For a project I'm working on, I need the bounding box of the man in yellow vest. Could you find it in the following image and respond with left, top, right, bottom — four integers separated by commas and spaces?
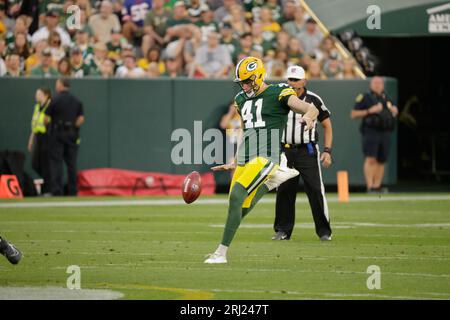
28, 87, 52, 195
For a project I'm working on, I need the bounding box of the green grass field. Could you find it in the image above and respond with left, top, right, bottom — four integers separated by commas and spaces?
1, 194, 449, 300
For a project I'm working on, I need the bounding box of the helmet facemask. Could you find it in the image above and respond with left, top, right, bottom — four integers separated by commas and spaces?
237, 74, 261, 98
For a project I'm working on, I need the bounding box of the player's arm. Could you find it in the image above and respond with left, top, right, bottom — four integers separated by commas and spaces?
320, 118, 333, 168
287, 95, 319, 130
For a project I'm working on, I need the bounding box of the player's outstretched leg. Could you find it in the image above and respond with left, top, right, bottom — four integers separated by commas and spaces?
241, 184, 269, 219
241, 166, 299, 218
0, 236, 22, 265
204, 183, 248, 264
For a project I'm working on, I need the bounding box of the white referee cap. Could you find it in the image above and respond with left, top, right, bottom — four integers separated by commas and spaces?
286, 65, 306, 80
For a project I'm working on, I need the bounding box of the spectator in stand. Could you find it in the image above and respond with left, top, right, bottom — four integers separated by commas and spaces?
315, 36, 339, 63
117, 43, 135, 68
106, 28, 124, 62
214, 0, 236, 24
223, 3, 250, 38
121, 0, 152, 44
220, 22, 239, 59
0, 2, 14, 36
70, 47, 91, 77
143, 0, 171, 54
162, 56, 183, 77
279, 0, 297, 24
57, 57, 71, 76
282, 4, 305, 38
259, 6, 281, 43
4, 15, 30, 46
4, 51, 23, 76
99, 58, 116, 78
31, 9, 71, 48
6, 32, 30, 72
322, 52, 342, 79
274, 29, 289, 52
286, 36, 304, 66
88, 0, 121, 44
164, 1, 191, 43
88, 42, 108, 75
116, 54, 145, 78
265, 0, 282, 23
190, 31, 231, 78
138, 45, 165, 74
250, 22, 274, 56
47, 31, 66, 64
181, 24, 202, 75
187, 0, 207, 23
297, 17, 323, 56
233, 31, 253, 63
164, 26, 188, 56
338, 58, 358, 79
306, 59, 326, 80
265, 50, 285, 80
25, 39, 47, 75
196, 5, 219, 42
74, 27, 94, 63
30, 47, 59, 77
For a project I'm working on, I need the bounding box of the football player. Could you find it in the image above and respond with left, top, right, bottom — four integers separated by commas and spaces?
205, 57, 319, 263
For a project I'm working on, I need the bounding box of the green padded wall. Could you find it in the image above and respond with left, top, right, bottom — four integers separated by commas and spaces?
0, 77, 397, 186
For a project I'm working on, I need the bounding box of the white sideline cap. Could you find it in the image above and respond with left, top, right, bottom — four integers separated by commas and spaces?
285, 65, 306, 80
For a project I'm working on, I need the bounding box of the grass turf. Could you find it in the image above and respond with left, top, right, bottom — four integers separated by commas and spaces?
0, 194, 449, 300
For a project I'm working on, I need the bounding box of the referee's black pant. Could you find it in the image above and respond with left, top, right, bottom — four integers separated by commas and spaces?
274, 144, 331, 239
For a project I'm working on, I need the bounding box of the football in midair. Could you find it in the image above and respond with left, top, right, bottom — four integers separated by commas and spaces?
182, 171, 202, 204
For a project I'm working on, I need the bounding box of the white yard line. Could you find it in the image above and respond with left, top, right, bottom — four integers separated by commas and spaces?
207, 288, 447, 300
0, 286, 123, 300
210, 222, 450, 229
1, 194, 450, 208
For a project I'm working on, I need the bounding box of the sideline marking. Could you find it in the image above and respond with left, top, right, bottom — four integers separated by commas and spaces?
1, 195, 450, 208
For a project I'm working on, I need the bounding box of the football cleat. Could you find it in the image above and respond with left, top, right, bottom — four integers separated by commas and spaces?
272, 231, 290, 240
265, 166, 299, 191
320, 235, 332, 241
204, 252, 227, 264
0, 237, 22, 265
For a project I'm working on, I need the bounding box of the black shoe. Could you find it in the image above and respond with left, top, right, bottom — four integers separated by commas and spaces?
272, 231, 290, 240
0, 237, 22, 265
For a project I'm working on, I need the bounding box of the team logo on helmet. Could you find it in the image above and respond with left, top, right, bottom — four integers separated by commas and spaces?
246, 61, 258, 72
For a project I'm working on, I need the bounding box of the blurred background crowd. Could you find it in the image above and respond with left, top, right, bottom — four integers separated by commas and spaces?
0, 0, 361, 79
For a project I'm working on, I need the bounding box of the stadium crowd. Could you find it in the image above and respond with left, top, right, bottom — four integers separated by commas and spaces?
0, 0, 359, 79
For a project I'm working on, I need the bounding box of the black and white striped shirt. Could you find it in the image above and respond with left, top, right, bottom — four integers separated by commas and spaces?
282, 88, 330, 145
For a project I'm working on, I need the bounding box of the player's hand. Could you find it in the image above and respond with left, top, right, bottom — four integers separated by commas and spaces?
369, 103, 383, 114
211, 163, 236, 171
320, 152, 332, 168
300, 116, 313, 130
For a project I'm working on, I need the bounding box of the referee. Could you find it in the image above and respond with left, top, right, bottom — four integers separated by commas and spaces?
273, 66, 333, 241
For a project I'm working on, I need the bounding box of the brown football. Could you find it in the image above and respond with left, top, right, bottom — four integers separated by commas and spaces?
182, 171, 202, 204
